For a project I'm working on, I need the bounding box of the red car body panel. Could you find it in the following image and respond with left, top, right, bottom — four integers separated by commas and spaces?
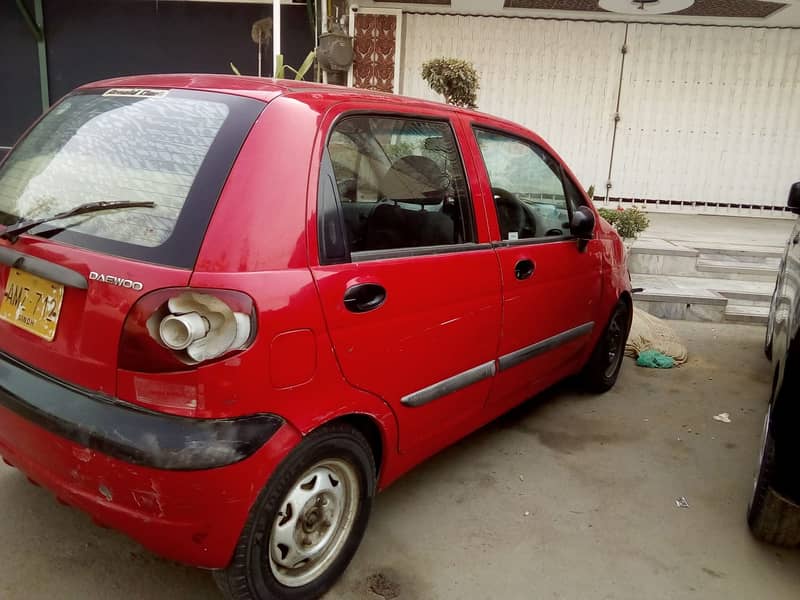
0, 75, 630, 569
0, 238, 192, 393
456, 114, 606, 411
0, 403, 302, 568
309, 100, 503, 455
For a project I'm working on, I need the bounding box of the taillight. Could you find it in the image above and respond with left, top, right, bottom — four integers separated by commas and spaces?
119, 288, 256, 373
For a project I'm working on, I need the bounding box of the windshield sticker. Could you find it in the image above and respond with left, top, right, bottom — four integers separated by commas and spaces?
103, 88, 168, 98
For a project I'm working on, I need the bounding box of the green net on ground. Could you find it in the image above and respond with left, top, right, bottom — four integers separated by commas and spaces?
636, 350, 676, 369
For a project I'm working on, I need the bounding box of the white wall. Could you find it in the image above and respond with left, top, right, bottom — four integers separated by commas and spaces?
402, 14, 626, 194
613, 24, 800, 208
401, 14, 800, 210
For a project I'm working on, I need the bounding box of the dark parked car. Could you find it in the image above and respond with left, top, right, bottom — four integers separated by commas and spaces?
750, 181, 800, 545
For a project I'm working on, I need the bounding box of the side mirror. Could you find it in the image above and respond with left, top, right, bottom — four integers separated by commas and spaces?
789, 182, 800, 214
571, 206, 596, 240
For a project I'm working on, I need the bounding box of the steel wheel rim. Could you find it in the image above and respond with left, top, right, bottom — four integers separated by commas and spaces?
604, 309, 626, 378
268, 458, 360, 588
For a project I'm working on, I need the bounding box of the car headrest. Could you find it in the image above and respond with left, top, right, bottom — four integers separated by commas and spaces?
379, 155, 448, 205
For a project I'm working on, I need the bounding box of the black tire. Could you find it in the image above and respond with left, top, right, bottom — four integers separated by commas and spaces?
582, 300, 631, 393
747, 402, 800, 546
215, 423, 376, 600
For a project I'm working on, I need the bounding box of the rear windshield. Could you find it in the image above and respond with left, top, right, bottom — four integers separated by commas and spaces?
0, 88, 265, 268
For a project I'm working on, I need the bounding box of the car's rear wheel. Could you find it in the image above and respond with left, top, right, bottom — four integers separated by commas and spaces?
582, 299, 631, 393
747, 401, 800, 546
215, 423, 375, 600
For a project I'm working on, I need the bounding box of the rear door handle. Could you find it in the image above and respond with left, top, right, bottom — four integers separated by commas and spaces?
344, 283, 387, 313
514, 259, 535, 280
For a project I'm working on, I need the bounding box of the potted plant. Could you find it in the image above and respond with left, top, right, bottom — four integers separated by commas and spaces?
597, 206, 650, 248
421, 58, 480, 108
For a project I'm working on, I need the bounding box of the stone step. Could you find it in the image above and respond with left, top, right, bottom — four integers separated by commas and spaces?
632, 274, 774, 297
633, 289, 727, 322
687, 243, 784, 260
717, 289, 773, 307
724, 304, 769, 325
695, 258, 779, 281
631, 273, 774, 323
698, 252, 781, 267
629, 239, 783, 280
628, 240, 700, 277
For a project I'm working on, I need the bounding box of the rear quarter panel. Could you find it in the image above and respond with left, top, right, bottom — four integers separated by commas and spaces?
193, 95, 401, 487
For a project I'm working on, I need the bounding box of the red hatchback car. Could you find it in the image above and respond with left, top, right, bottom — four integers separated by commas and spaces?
0, 75, 631, 599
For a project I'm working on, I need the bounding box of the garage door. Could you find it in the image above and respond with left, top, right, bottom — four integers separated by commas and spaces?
612, 24, 800, 211
402, 13, 626, 195
400, 14, 800, 214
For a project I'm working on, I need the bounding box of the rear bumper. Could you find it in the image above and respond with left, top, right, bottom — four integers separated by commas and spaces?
0, 351, 284, 470
0, 352, 303, 567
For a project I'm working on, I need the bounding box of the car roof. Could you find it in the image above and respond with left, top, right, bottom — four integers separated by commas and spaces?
81, 73, 522, 130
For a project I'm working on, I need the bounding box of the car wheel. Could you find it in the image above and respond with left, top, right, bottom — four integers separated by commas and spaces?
582, 300, 631, 393
747, 402, 800, 546
215, 423, 376, 600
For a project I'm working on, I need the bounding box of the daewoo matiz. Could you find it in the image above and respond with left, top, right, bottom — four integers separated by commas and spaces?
0, 75, 631, 600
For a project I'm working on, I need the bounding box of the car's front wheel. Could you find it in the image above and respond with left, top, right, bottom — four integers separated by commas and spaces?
215, 423, 376, 600
582, 299, 631, 393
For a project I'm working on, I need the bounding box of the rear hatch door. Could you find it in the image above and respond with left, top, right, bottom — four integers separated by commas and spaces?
0, 239, 190, 393
0, 86, 265, 393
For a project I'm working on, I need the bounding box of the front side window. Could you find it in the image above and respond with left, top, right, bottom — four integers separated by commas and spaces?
326, 116, 475, 254
474, 128, 571, 242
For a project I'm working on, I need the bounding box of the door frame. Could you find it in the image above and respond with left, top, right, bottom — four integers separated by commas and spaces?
306, 101, 504, 454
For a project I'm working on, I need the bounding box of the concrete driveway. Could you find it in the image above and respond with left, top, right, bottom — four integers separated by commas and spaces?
2, 321, 799, 599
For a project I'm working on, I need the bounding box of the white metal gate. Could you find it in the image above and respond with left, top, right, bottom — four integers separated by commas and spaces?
402, 14, 626, 198
612, 24, 800, 212
400, 14, 800, 214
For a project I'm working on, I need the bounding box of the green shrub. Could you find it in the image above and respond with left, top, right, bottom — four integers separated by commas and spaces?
597, 207, 650, 240
421, 58, 480, 109
597, 207, 618, 224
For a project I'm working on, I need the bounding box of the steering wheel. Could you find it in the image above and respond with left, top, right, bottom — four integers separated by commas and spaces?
491, 187, 537, 240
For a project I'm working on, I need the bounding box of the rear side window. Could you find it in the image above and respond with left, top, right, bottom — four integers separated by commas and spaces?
326, 115, 475, 256
0, 89, 265, 268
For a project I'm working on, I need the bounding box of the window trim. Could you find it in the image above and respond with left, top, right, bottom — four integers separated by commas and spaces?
492, 236, 573, 249
472, 124, 577, 246
318, 111, 479, 265
318, 150, 349, 264
352, 242, 493, 263
559, 167, 589, 213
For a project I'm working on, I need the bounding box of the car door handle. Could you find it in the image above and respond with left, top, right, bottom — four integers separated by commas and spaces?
514, 259, 535, 280
344, 283, 387, 313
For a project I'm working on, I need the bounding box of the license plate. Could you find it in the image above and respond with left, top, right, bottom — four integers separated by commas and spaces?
0, 269, 65, 341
